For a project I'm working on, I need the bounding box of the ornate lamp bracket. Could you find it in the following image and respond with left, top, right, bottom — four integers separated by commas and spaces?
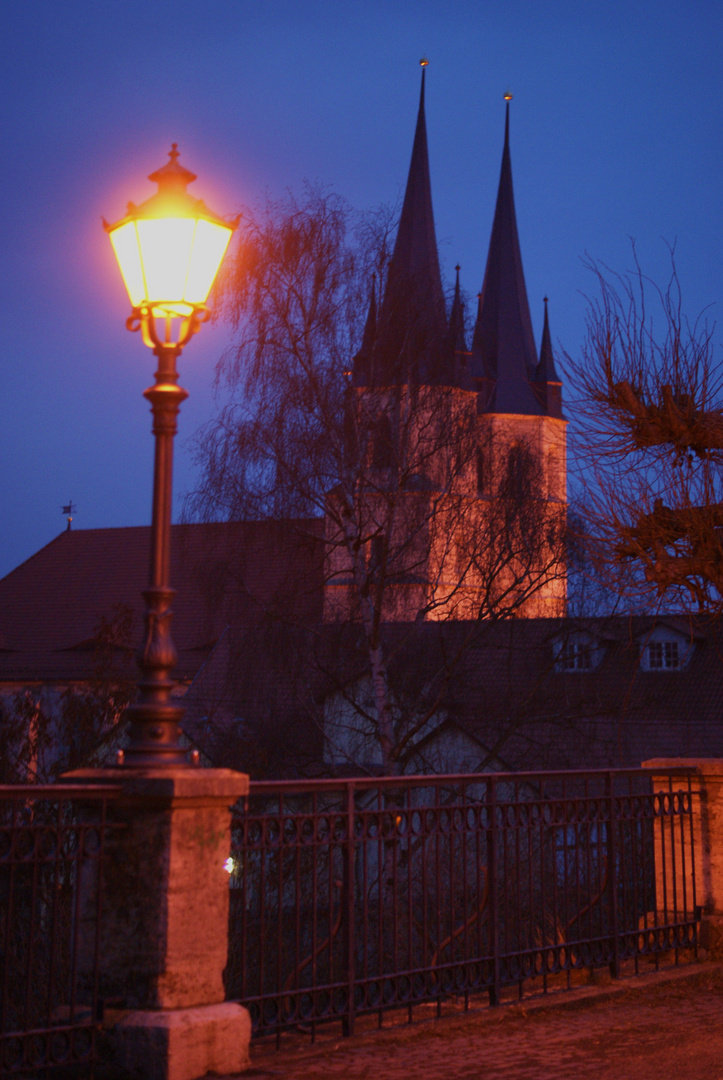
126, 303, 212, 353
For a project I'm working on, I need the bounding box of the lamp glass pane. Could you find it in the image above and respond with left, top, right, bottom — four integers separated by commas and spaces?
109, 221, 145, 307
184, 219, 233, 303
135, 217, 196, 303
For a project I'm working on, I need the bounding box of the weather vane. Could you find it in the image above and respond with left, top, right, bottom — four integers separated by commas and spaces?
61, 500, 77, 531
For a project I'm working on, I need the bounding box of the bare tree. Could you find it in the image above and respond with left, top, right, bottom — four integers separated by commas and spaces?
564, 248, 723, 611
0, 605, 136, 783
188, 187, 567, 775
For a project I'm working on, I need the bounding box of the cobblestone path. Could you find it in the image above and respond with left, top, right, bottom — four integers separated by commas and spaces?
236, 964, 723, 1080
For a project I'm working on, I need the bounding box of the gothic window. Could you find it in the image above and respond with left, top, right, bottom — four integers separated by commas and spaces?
454, 538, 468, 577
372, 413, 394, 469
547, 448, 562, 501
369, 535, 384, 572
505, 442, 535, 499
476, 447, 487, 496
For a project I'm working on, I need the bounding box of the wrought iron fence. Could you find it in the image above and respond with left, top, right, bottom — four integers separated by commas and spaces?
0, 784, 121, 1078
228, 768, 699, 1039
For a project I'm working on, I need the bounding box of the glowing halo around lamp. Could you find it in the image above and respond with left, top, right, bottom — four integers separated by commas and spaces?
104, 144, 236, 344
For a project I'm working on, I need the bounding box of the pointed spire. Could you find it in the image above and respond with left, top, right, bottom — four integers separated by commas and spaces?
373, 60, 447, 385
536, 297, 563, 418
471, 95, 542, 415
448, 265, 467, 353
352, 278, 377, 386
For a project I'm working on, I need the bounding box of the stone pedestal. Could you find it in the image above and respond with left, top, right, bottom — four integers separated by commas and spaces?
65, 767, 250, 1080
643, 759, 723, 959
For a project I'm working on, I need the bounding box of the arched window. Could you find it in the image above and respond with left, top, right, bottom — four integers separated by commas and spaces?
476, 446, 487, 496
369, 535, 384, 573
505, 441, 535, 500
548, 448, 562, 501
475, 444, 488, 494
372, 413, 394, 469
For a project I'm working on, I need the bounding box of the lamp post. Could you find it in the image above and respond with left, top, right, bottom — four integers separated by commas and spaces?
105, 145, 236, 767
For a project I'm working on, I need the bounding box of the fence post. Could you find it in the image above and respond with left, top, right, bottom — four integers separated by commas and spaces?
66, 766, 251, 1080
486, 777, 500, 1006
605, 772, 620, 978
341, 781, 356, 1037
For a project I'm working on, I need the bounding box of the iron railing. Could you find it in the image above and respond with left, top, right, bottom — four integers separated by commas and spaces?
0, 784, 121, 1078
228, 768, 699, 1039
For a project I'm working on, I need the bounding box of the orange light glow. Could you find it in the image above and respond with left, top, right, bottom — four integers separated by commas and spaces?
105, 145, 235, 319
109, 215, 232, 317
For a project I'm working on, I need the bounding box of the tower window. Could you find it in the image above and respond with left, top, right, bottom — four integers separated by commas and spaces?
505, 442, 535, 499
548, 448, 562, 501
369, 535, 384, 572
372, 414, 394, 469
476, 447, 487, 495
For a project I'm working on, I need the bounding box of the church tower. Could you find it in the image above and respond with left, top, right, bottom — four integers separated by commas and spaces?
468, 95, 567, 617
323, 72, 566, 623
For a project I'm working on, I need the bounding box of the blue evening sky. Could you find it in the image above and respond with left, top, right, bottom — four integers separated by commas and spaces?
0, 0, 721, 578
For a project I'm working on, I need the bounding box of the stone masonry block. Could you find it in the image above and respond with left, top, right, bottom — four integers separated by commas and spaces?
101, 1001, 251, 1080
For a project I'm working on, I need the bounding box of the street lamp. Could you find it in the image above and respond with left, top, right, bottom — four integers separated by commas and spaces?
105, 145, 236, 766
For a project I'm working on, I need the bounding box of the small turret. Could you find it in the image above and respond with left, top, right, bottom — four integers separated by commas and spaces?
352, 278, 377, 386
535, 297, 563, 418
447, 264, 471, 388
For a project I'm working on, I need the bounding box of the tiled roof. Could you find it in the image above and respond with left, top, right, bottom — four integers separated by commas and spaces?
3, 524, 720, 776
315, 615, 723, 773
0, 520, 324, 685
401, 615, 723, 769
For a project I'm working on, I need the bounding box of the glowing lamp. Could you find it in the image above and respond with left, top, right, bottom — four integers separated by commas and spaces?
104, 144, 235, 333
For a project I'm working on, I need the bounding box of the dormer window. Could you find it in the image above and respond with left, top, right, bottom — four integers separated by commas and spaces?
647, 640, 679, 670
561, 639, 592, 671
639, 626, 694, 671
554, 630, 602, 672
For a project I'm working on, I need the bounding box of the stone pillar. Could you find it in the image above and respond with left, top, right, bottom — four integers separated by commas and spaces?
643, 759, 723, 959
66, 766, 251, 1080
